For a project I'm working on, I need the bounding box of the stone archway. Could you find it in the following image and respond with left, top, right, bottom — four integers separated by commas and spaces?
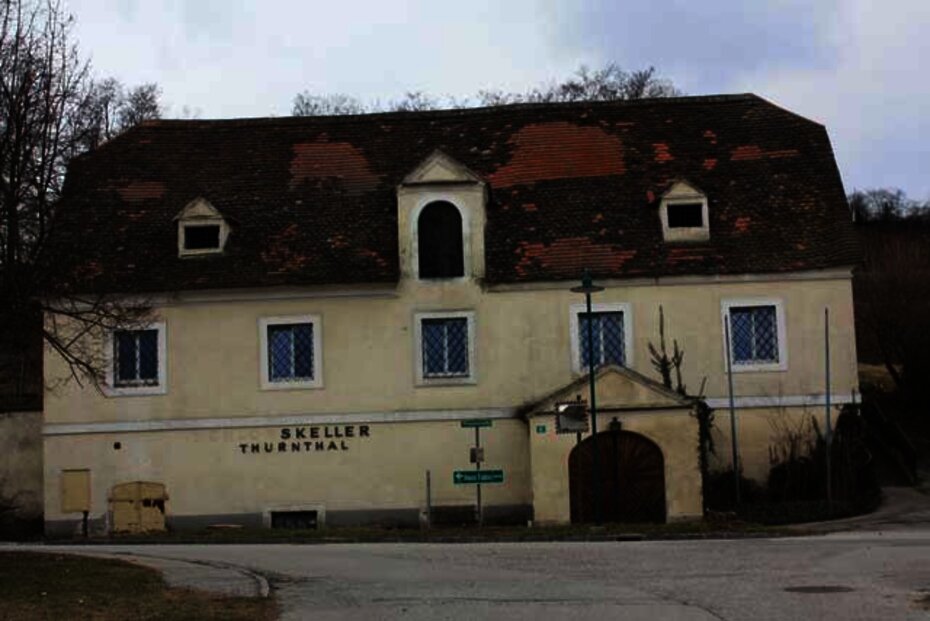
569, 430, 666, 524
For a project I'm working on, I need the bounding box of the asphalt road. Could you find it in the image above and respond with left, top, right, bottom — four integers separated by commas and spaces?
33, 530, 930, 620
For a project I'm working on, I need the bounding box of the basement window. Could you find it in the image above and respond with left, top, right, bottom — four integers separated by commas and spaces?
271, 510, 318, 530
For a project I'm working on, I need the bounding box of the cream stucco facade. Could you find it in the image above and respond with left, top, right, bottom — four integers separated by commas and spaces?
42, 156, 859, 534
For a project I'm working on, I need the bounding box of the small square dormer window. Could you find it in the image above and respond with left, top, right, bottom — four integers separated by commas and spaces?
182, 224, 221, 251
175, 197, 230, 257
660, 181, 709, 242
667, 203, 704, 229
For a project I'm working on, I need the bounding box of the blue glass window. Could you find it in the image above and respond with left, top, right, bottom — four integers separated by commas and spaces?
268, 323, 314, 382
422, 318, 469, 378
113, 329, 159, 386
579, 311, 625, 369
729, 306, 779, 364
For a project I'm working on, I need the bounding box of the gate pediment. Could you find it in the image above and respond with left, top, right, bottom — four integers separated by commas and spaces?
522, 365, 694, 417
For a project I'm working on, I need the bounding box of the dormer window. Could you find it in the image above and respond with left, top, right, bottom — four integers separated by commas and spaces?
660, 181, 709, 242
182, 224, 221, 251
417, 201, 465, 279
175, 197, 230, 257
667, 203, 704, 229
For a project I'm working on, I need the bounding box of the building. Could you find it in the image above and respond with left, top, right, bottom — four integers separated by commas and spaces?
0, 307, 43, 538
42, 94, 859, 534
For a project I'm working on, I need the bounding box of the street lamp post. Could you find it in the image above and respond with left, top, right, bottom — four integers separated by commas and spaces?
571, 269, 605, 524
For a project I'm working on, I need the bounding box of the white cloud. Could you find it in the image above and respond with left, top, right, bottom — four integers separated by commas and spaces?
731, 0, 930, 198
69, 0, 578, 117
66, 0, 930, 198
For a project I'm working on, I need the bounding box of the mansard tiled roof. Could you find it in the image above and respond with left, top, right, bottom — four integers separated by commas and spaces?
47, 94, 859, 294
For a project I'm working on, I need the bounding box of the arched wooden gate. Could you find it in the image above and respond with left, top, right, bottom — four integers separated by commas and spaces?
569, 430, 666, 524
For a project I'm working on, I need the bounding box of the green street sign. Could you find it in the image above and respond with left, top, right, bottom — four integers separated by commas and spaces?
460, 419, 493, 428
453, 470, 504, 485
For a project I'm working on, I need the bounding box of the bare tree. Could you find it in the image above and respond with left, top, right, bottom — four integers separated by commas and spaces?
0, 0, 154, 396
82, 79, 162, 149
118, 82, 161, 129
848, 188, 928, 223
479, 64, 681, 106
647, 305, 686, 395
293, 63, 681, 116
854, 223, 930, 403
849, 187, 930, 407
292, 92, 367, 116
388, 91, 438, 112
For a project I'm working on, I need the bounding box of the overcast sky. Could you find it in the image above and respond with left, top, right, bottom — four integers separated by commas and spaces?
70, 0, 929, 200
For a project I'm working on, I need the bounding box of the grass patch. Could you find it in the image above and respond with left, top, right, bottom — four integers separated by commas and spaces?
0, 552, 277, 621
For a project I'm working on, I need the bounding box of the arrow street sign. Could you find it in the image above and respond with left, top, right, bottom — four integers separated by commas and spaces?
453, 470, 504, 485
460, 419, 493, 428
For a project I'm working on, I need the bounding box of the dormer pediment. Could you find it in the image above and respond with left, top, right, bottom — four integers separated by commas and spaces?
523, 365, 694, 418
174, 197, 224, 221
661, 179, 705, 201
402, 150, 483, 186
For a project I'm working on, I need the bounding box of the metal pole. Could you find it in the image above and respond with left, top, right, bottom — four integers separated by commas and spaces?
475, 427, 483, 526
724, 318, 741, 505
825, 307, 833, 507
425, 470, 432, 529
586, 289, 602, 524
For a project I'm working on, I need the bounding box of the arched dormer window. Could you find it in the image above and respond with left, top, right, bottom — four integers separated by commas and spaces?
417, 201, 465, 279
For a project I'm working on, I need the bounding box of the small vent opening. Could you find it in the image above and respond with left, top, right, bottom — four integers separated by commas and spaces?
271, 510, 318, 530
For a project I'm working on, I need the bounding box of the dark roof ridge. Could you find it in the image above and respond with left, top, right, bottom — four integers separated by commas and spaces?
134, 92, 763, 129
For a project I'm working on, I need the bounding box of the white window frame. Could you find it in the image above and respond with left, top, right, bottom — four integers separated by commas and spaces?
259, 315, 324, 390
179, 220, 229, 256
414, 310, 477, 386
569, 303, 633, 374
410, 194, 471, 281
721, 298, 788, 373
660, 188, 710, 243
104, 321, 168, 397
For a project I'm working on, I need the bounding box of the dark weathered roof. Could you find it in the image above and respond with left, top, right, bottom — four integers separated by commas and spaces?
47, 94, 858, 294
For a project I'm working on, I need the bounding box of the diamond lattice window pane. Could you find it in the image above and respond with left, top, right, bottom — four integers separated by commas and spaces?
445, 319, 468, 374
268, 323, 315, 382
293, 324, 314, 379
730, 306, 778, 364
115, 332, 137, 382
138, 330, 158, 380
579, 311, 625, 369
600, 312, 625, 366
422, 318, 469, 378
114, 329, 159, 386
